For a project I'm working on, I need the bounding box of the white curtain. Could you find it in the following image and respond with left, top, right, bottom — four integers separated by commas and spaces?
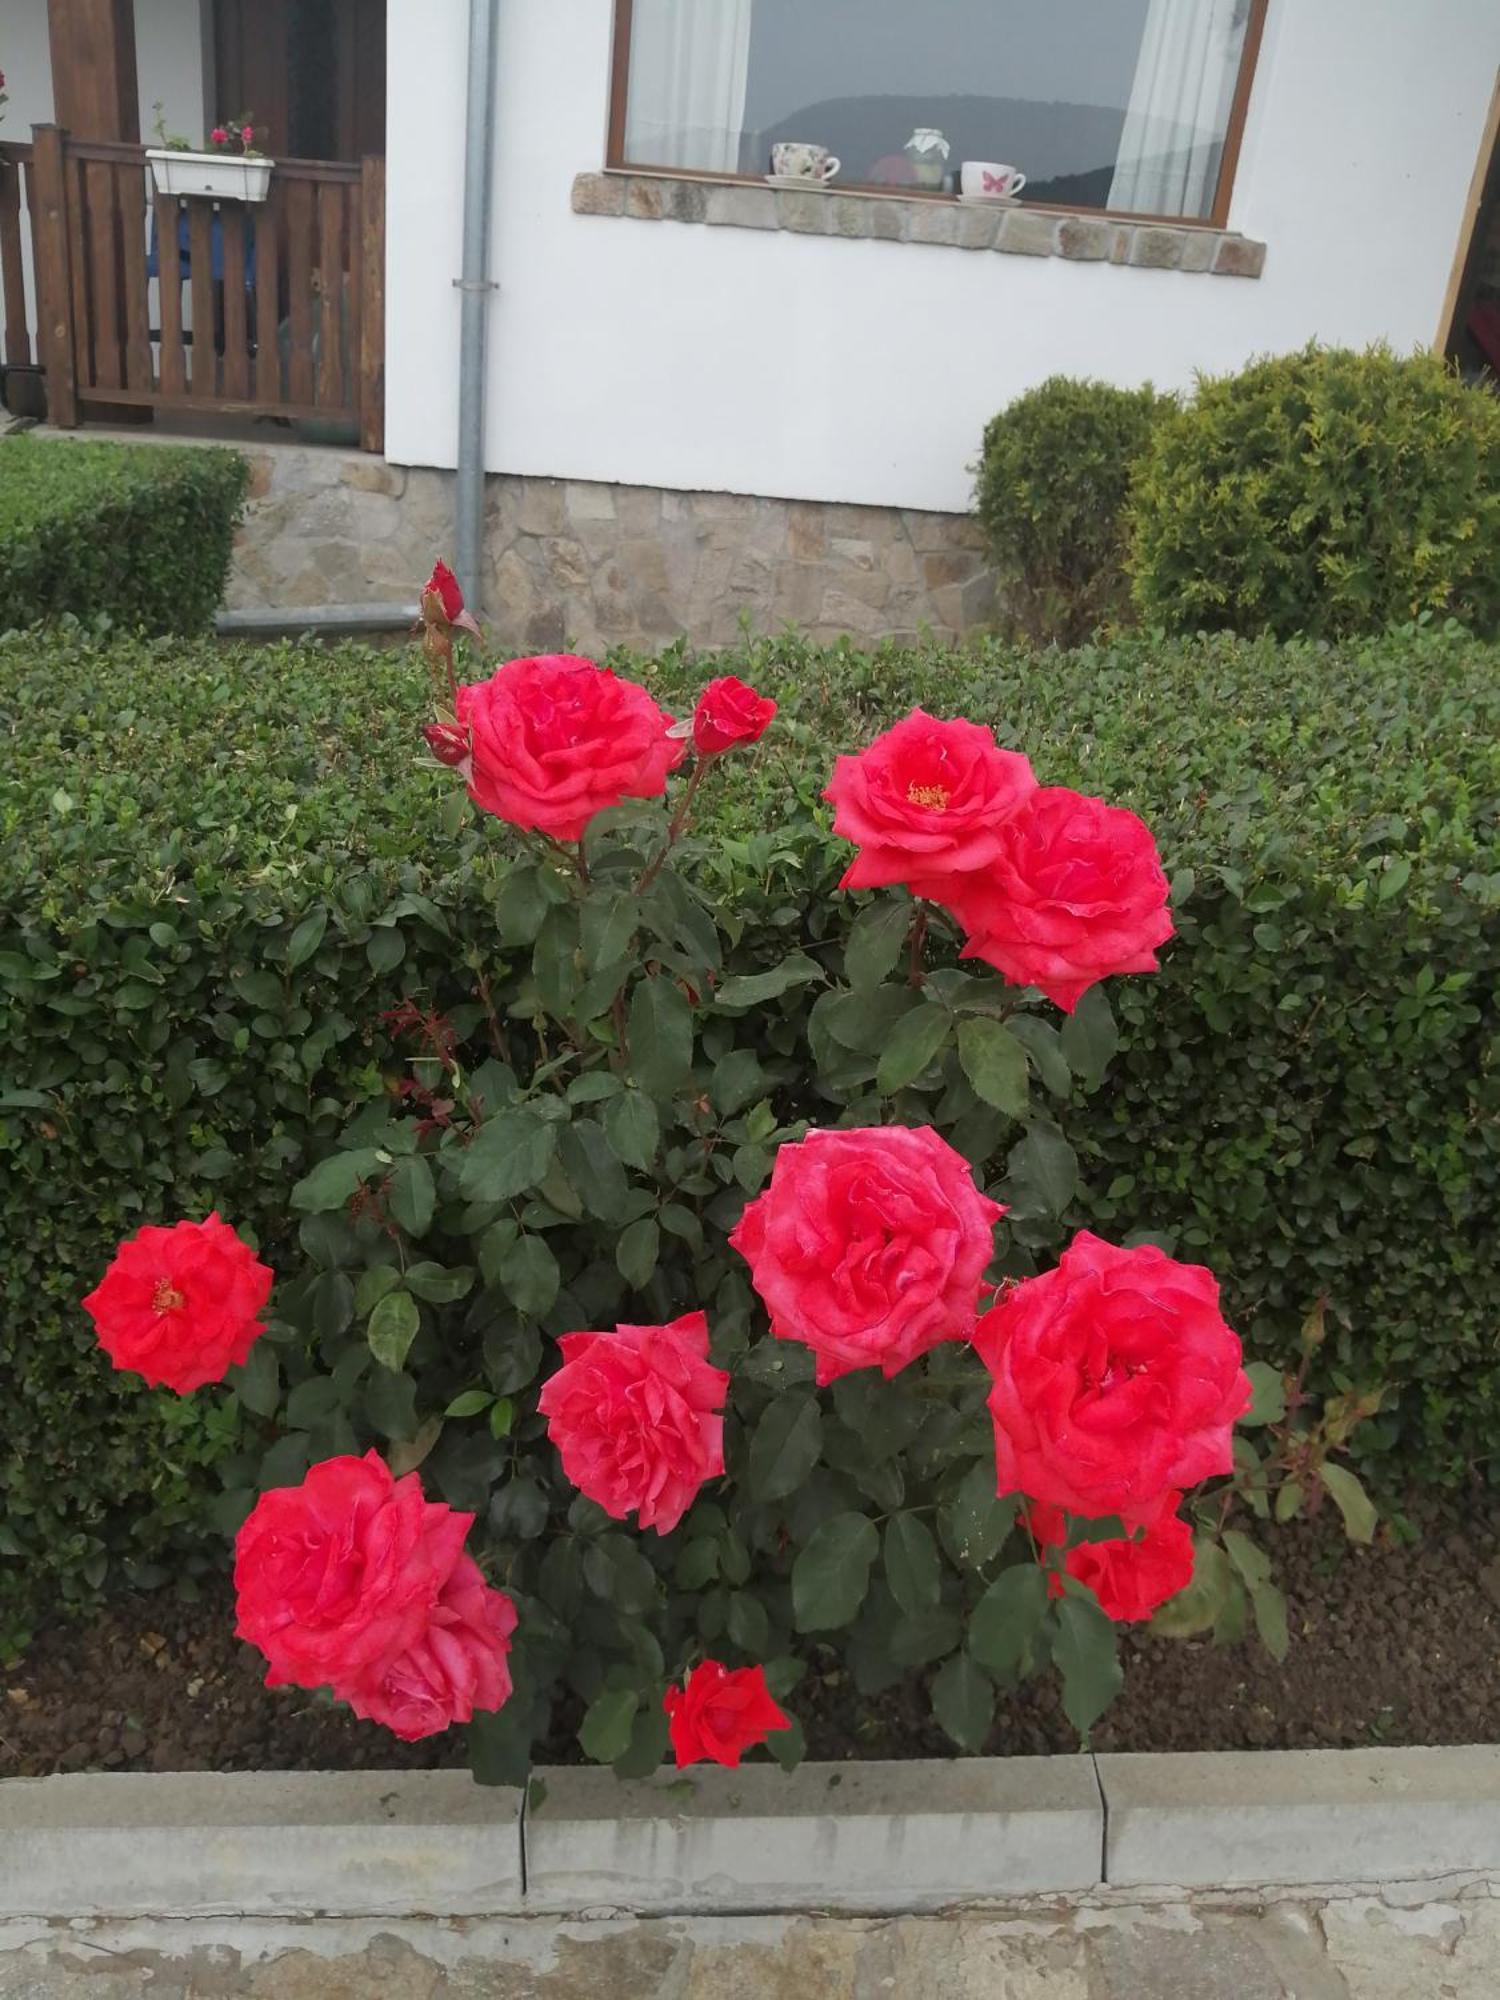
624, 0, 755, 174
1108, 0, 1247, 218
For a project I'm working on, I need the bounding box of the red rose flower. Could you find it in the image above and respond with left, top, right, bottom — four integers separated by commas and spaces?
455, 655, 685, 842
692, 675, 777, 757
344, 1555, 517, 1741
421, 558, 482, 641
663, 1660, 791, 1768
82, 1213, 273, 1395
939, 786, 1173, 1013
730, 1126, 1005, 1385
234, 1451, 472, 1693
1026, 1493, 1196, 1623
538, 1311, 728, 1535
824, 709, 1035, 895
976, 1231, 1250, 1524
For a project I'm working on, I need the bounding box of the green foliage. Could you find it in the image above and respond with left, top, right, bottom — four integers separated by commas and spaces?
1128, 344, 1500, 640
0, 434, 248, 637
2, 618, 1496, 1664
975, 375, 1168, 645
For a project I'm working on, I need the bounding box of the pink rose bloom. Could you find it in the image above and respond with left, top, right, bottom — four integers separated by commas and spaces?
456, 655, 684, 841
730, 1125, 1005, 1384
345, 1556, 517, 1741
976, 1232, 1251, 1524
234, 1452, 471, 1693
538, 1311, 728, 1534
240, 125, 254, 145
824, 709, 1035, 897
210, 126, 229, 145
664, 1660, 791, 1768
940, 785, 1173, 1013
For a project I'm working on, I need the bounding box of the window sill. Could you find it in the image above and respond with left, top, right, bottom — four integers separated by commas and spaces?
572, 171, 1266, 279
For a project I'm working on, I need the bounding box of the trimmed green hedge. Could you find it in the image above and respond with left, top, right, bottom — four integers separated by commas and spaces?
2, 622, 1497, 1649
0, 435, 248, 636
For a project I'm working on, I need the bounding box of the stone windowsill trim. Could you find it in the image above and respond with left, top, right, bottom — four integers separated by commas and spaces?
573, 171, 1267, 278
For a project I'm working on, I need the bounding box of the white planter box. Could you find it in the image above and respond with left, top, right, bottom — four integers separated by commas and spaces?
146, 149, 273, 203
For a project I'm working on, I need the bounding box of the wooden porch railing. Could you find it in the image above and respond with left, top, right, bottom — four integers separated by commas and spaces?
25, 128, 384, 451
0, 141, 37, 374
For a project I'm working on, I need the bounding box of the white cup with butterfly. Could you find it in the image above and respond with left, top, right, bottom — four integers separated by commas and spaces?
961, 161, 1028, 201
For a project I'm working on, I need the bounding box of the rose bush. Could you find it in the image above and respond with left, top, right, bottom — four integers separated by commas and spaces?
80, 577, 1382, 1777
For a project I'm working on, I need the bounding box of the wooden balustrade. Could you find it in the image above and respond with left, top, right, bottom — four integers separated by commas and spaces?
20, 128, 384, 448
0, 142, 37, 373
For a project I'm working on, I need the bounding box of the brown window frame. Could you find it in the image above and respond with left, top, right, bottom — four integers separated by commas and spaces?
606, 0, 1269, 232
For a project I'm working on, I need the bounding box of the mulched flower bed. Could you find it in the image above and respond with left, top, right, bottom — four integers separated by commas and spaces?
5, 1499, 1498, 1780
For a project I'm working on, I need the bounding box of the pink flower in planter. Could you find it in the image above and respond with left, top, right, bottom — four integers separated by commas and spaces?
210, 126, 229, 146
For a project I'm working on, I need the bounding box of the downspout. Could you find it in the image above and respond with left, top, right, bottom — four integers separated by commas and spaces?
455, 0, 501, 614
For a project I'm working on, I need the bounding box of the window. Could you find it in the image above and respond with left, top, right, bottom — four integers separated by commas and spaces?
609, 0, 1267, 224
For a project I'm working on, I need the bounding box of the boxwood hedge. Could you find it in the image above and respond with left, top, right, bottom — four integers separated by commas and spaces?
0, 434, 248, 637
1, 620, 1496, 1650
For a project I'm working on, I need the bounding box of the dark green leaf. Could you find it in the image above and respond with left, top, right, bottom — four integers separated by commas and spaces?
1319, 1462, 1378, 1544
844, 901, 911, 989
746, 1394, 822, 1503
714, 953, 823, 1009
792, 1512, 879, 1632
630, 975, 693, 1097
579, 1688, 639, 1764
710, 1048, 766, 1116
557, 1118, 632, 1225
727, 1590, 771, 1656
1051, 1592, 1123, 1736
387, 1156, 436, 1237
876, 1002, 951, 1094
1151, 1535, 1233, 1639
1060, 985, 1119, 1090
969, 1564, 1050, 1678
605, 1089, 660, 1171
883, 1512, 942, 1617
445, 1389, 493, 1418
1010, 1123, 1078, 1216
489, 1476, 549, 1540
458, 1111, 557, 1204
286, 907, 328, 968
612, 1700, 671, 1779
355, 1264, 402, 1316
360, 1368, 418, 1448
957, 1016, 1030, 1117
931, 1652, 994, 1753
495, 1234, 560, 1318
366, 927, 406, 974
616, 1217, 660, 1291
367, 1288, 420, 1371
290, 1148, 382, 1213
496, 862, 550, 945
583, 1535, 660, 1615
285, 1375, 342, 1428
1250, 1581, 1290, 1662
258, 1431, 311, 1490
234, 1342, 281, 1418
312, 1270, 355, 1340
1242, 1361, 1287, 1427
939, 1467, 1017, 1570
406, 1262, 475, 1305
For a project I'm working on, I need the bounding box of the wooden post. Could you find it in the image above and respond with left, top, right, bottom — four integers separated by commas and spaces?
28, 125, 79, 427
46, 0, 140, 144
358, 155, 385, 454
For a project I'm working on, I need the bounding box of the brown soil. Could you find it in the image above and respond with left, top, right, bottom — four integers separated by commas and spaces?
4, 1501, 1499, 1779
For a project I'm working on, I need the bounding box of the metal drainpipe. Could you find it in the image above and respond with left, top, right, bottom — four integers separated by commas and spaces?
455, 0, 501, 615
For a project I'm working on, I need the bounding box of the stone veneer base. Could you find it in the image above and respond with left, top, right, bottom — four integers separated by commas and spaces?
220, 441, 998, 652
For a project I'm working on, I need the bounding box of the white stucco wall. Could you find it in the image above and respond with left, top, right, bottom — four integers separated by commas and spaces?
383, 0, 1500, 509
4, 0, 205, 144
